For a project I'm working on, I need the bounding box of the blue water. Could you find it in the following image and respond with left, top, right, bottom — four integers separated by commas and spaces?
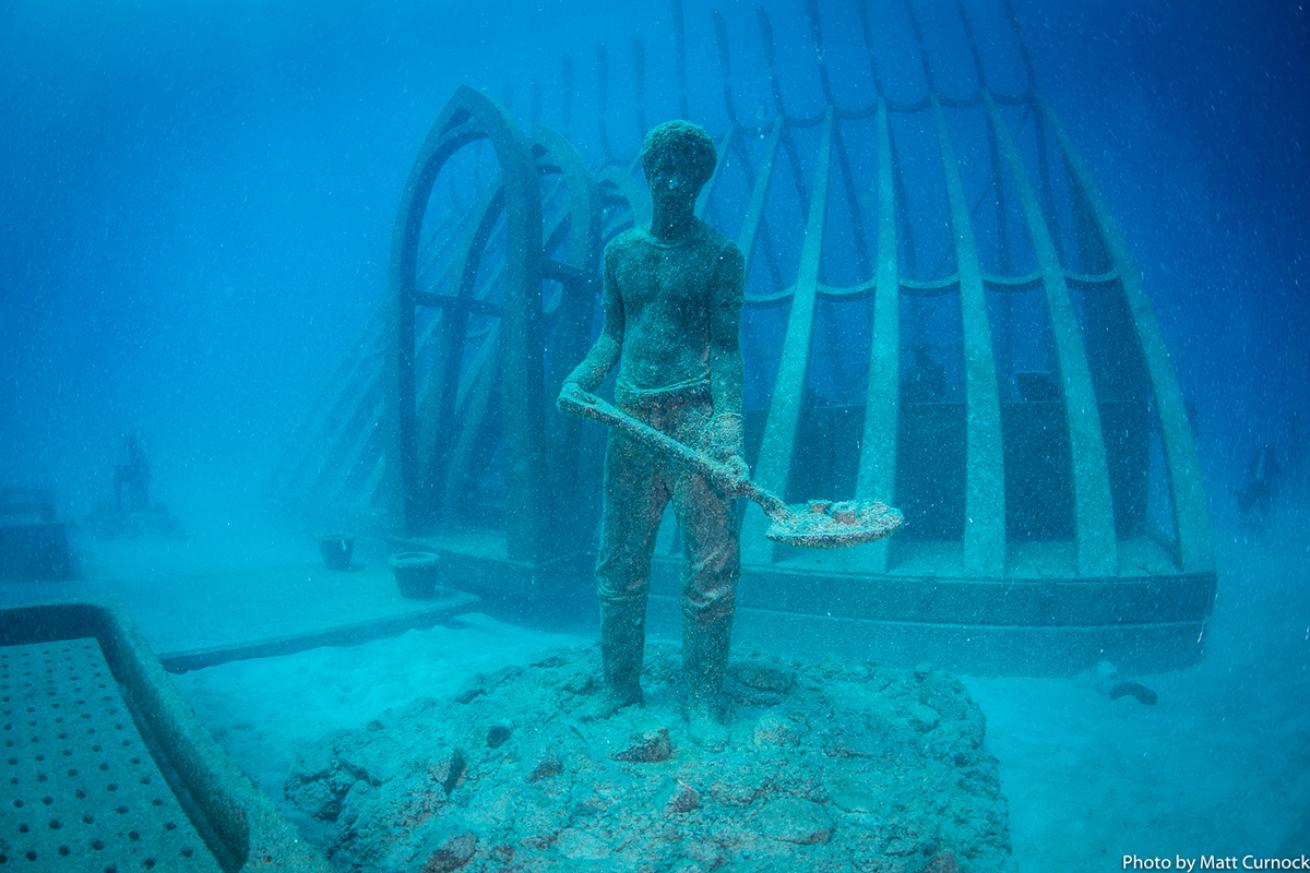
2, 0, 1306, 503
2, 0, 1307, 868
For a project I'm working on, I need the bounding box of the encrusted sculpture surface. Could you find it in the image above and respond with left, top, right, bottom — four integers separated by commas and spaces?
561, 118, 747, 724
285, 645, 1011, 872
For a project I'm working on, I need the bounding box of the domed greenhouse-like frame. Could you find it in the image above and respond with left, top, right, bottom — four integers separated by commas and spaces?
273, 0, 1214, 675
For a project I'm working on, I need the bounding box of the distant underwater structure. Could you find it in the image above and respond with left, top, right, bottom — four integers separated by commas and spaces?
272, 0, 1215, 674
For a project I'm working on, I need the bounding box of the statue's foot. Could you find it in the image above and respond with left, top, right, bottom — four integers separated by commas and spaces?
578, 685, 643, 722
685, 697, 731, 750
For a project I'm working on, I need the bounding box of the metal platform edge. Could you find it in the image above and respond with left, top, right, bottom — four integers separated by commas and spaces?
649, 594, 1207, 677
399, 534, 1213, 676
0, 599, 332, 873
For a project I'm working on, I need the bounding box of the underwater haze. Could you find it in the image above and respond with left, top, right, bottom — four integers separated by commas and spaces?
2, 0, 1307, 511
1, 0, 1308, 869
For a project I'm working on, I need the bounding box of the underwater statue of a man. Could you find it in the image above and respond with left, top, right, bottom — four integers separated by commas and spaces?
114, 433, 151, 513
559, 120, 746, 734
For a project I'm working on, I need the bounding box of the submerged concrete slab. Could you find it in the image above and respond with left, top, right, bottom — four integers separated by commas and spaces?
2, 638, 226, 872
0, 602, 331, 872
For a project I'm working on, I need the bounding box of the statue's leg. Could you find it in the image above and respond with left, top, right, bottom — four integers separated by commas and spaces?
592, 428, 669, 714
671, 406, 741, 724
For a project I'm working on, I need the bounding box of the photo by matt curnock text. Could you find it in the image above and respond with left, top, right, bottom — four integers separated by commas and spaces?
1123, 855, 1310, 871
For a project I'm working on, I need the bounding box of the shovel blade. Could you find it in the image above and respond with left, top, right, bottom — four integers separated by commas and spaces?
765, 500, 904, 548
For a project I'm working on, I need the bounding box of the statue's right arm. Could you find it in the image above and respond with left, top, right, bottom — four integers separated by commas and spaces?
563, 249, 623, 392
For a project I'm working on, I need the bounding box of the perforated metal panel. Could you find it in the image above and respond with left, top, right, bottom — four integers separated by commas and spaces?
0, 638, 223, 871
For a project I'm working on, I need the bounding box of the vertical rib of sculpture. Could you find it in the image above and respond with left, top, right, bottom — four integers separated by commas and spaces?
856, 97, 901, 575
949, 2, 1118, 576
901, 0, 1007, 577
742, 110, 833, 564
1048, 108, 1214, 573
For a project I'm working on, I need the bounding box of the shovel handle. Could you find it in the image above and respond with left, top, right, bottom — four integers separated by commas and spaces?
557, 388, 790, 520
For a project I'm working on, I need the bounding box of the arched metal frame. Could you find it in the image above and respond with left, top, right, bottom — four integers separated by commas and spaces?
386, 86, 602, 563
389, 86, 546, 561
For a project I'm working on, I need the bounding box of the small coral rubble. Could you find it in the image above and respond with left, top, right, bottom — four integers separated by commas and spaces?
284, 645, 1011, 872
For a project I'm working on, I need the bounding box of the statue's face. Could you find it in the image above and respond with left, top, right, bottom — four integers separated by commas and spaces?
645, 151, 700, 211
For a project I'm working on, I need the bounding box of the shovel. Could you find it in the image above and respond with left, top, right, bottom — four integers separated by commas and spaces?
558, 388, 903, 548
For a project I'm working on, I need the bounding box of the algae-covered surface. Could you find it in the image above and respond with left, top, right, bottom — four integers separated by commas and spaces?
284, 645, 1010, 872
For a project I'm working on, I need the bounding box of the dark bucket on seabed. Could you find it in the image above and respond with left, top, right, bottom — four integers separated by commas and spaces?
318, 535, 355, 571
389, 551, 440, 598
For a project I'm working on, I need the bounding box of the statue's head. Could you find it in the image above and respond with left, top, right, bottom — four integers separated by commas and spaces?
640, 120, 716, 203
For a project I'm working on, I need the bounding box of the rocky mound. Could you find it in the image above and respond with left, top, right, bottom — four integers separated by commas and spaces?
284, 645, 1011, 872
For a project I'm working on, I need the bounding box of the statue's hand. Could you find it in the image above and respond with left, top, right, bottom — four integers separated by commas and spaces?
557, 380, 589, 413
705, 453, 750, 497
703, 412, 749, 491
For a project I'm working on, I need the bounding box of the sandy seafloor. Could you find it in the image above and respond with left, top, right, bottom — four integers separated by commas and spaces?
156, 496, 1308, 872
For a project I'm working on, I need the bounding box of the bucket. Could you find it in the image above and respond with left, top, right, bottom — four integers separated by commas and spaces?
318, 535, 355, 571
389, 551, 440, 599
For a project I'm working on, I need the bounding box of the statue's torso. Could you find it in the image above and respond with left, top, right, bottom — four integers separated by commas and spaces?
609, 223, 729, 396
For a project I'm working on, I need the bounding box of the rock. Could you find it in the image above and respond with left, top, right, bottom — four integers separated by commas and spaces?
339, 779, 373, 823
907, 703, 941, 733
284, 742, 350, 821
665, 780, 701, 814
336, 732, 410, 786
453, 686, 483, 704
611, 727, 673, 763
487, 665, 525, 686
524, 748, 562, 783
758, 797, 833, 845
485, 721, 512, 748
429, 749, 466, 795
284, 773, 346, 822
420, 833, 476, 872
729, 663, 795, 694
562, 672, 595, 695
819, 714, 883, 759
